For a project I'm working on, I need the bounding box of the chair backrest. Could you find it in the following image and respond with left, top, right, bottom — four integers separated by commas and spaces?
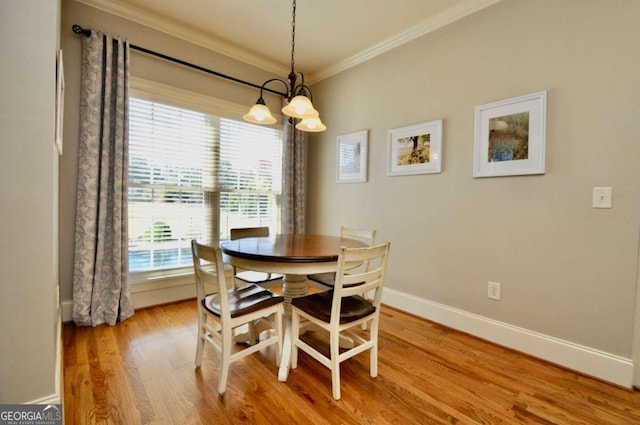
230, 226, 270, 240
340, 226, 376, 246
331, 242, 390, 323
340, 226, 377, 274
191, 240, 232, 319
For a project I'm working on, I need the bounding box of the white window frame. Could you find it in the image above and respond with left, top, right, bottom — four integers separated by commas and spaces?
128, 77, 283, 290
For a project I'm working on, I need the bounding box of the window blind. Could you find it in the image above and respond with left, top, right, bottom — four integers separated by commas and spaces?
128, 97, 282, 275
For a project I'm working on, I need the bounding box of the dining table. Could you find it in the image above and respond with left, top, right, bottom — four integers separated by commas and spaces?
219, 233, 367, 381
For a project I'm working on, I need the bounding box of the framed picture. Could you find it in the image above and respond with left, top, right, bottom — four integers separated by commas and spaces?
55, 49, 65, 156
387, 120, 442, 176
337, 129, 368, 183
473, 91, 547, 177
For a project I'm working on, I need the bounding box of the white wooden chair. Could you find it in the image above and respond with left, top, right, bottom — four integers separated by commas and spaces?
191, 240, 284, 395
290, 241, 390, 400
307, 226, 377, 330
230, 227, 283, 286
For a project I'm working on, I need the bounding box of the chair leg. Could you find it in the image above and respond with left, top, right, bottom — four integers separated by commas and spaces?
275, 307, 283, 366
370, 319, 379, 378
218, 326, 233, 395
370, 345, 378, 378
330, 330, 341, 400
290, 310, 300, 369
195, 316, 205, 367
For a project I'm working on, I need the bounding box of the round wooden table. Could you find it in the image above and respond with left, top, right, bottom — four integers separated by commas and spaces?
220, 234, 367, 381
221, 233, 367, 294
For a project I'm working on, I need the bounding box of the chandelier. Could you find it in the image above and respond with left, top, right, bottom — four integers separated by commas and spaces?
243, 0, 326, 132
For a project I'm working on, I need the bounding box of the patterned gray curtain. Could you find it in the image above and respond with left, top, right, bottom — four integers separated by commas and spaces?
281, 118, 307, 234
72, 31, 134, 326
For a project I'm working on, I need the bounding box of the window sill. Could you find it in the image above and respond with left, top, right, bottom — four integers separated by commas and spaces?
129, 264, 234, 295
130, 271, 194, 294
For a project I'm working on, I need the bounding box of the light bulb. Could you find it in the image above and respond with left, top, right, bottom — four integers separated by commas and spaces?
296, 117, 327, 132
282, 95, 319, 119
254, 109, 266, 121
243, 104, 276, 125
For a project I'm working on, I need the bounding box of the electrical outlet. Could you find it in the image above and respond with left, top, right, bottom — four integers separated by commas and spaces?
488, 281, 502, 300
592, 187, 613, 209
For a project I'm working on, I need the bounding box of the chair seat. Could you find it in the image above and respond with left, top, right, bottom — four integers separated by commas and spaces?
307, 272, 336, 287
204, 283, 284, 318
291, 291, 375, 324
235, 271, 283, 284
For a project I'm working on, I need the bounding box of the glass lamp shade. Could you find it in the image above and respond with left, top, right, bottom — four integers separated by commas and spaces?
243, 103, 277, 125
295, 117, 327, 132
281, 95, 319, 119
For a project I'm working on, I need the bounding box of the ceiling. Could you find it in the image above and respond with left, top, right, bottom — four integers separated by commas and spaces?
77, 0, 501, 83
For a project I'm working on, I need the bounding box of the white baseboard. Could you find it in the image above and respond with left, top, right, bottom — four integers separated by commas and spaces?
28, 393, 61, 405
55, 306, 63, 405
61, 300, 73, 323
382, 288, 634, 388
61, 288, 195, 323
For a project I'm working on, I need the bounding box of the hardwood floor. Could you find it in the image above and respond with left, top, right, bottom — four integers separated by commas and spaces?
63, 300, 640, 424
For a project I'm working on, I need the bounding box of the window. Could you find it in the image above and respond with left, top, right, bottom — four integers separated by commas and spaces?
128, 96, 282, 278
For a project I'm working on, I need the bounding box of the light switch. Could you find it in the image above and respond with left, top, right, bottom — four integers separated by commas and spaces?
592, 187, 613, 209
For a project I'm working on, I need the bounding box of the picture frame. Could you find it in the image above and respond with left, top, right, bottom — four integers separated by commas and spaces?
55, 49, 65, 156
473, 91, 547, 177
336, 129, 368, 183
387, 119, 442, 176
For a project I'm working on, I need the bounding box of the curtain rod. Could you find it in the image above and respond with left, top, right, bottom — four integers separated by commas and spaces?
71, 24, 287, 97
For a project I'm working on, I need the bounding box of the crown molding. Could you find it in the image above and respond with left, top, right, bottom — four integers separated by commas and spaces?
308, 0, 502, 84
76, 0, 500, 85
75, 0, 290, 76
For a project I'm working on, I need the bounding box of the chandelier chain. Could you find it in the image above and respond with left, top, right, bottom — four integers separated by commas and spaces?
290, 0, 296, 73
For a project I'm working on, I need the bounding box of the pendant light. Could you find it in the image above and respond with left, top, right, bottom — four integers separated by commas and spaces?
243, 0, 326, 132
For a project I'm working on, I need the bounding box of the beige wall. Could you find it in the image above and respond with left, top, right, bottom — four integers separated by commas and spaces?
0, 0, 60, 403
59, 0, 282, 305
308, 0, 640, 360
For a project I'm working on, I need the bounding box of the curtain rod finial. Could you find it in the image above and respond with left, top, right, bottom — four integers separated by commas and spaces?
72, 24, 92, 37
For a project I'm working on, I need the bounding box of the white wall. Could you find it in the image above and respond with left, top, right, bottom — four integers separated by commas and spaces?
0, 0, 61, 403
307, 0, 640, 385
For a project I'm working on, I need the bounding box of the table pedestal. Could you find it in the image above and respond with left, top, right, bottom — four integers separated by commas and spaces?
281, 274, 307, 311
278, 273, 308, 381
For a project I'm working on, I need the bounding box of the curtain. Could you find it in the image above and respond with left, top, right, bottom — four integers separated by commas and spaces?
281, 118, 307, 234
72, 31, 134, 326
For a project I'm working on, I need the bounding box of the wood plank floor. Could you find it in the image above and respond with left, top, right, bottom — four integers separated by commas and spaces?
63, 300, 640, 424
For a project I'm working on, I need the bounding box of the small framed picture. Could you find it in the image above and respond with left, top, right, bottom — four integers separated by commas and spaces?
473, 91, 547, 177
387, 120, 443, 176
336, 130, 368, 183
